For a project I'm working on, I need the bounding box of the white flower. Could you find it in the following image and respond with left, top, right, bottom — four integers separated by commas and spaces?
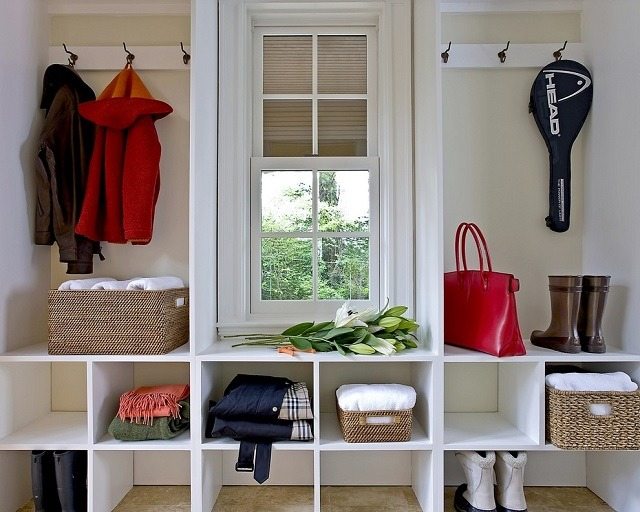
334, 302, 368, 328
357, 307, 379, 323
368, 337, 396, 355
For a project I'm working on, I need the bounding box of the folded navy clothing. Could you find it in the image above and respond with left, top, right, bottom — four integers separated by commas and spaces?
211, 374, 292, 420
211, 416, 312, 442
206, 374, 313, 485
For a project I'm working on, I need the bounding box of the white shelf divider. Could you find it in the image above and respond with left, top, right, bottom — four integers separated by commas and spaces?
0, 412, 88, 450
199, 339, 436, 362
444, 342, 640, 362
201, 437, 315, 451
94, 430, 192, 450
444, 412, 539, 450
0, 342, 191, 362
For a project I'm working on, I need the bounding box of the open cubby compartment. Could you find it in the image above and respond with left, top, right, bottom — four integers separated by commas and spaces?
200, 360, 316, 447
93, 450, 190, 511
90, 361, 191, 448
545, 360, 640, 450
318, 361, 432, 449
202, 450, 315, 511
444, 362, 542, 450
0, 362, 87, 449
8, 449, 90, 511
545, 360, 640, 383
320, 450, 433, 511
444, 450, 590, 491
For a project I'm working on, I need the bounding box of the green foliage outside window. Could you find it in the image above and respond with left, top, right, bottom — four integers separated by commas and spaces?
261, 171, 369, 301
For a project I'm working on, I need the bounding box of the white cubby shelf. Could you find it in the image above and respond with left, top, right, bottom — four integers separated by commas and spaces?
198, 339, 437, 361
3, 0, 640, 511
0, 342, 192, 362
445, 342, 640, 363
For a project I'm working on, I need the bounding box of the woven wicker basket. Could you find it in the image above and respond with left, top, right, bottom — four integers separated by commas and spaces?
546, 385, 640, 450
337, 403, 413, 443
48, 288, 189, 355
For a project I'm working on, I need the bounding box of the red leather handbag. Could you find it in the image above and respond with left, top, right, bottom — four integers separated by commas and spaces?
444, 222, 526, 357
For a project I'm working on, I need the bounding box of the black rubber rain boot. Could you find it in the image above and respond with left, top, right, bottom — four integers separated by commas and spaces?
31, 451, 61, 512
54, 451, 87, 512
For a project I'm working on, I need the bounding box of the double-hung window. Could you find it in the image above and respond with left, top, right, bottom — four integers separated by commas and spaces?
217, 1, 413, 328
250, 28, 379, 316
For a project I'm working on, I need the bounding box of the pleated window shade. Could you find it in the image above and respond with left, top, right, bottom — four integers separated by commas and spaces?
263, 100, 313, 157
318, 35, 367, 94
263, 36, 312, 94
318, 100, 367, 156
261, 34, 369, 157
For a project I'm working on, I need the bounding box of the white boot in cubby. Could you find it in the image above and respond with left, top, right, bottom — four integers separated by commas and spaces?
454, 451, 497, 512
495, 451, 528, 512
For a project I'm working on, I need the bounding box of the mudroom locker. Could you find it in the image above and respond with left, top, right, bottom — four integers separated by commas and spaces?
0, 0, 639, 511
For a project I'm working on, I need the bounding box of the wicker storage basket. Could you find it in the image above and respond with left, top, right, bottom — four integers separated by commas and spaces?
337, 402, 413, 443
48, 288, 189, 355
546, 385, 640, 450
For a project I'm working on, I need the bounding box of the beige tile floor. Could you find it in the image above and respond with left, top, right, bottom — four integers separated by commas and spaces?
18, 485, 614, 511
444, 486, 613, 512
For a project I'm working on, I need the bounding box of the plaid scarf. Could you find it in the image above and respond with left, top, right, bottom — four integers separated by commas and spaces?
278, 382, 313, 421
290, 419, 313, 441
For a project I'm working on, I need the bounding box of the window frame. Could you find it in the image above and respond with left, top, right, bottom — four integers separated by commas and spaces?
250, 156, 380, 315
251, 26, 379, 316
217, 0, 414, 330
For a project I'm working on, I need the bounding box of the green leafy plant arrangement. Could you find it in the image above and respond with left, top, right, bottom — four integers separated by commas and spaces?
227, 302, 419, 355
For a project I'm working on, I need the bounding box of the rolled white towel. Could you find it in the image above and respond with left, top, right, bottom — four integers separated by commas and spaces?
336, 384, 417, 412
58, 278, 115, 290
91, 278, 142, 290
546, 372, 638, 392
126, 277, 185, 291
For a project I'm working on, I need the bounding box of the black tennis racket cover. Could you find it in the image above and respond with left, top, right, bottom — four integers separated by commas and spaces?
530, 60, 592, 232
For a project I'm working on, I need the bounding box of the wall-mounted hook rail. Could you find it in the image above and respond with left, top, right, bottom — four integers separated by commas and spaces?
49, 45, 193, 71
62, 43, 78, 67
553, 41, 568, 61
438, 43, 584, 69
180, 42, 191, 65
441, 41, 452, 64
123, 42, 135, 66
498, 41, 510, 63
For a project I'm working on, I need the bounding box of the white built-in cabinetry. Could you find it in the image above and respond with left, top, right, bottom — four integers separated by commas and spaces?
1, 1, 640, 511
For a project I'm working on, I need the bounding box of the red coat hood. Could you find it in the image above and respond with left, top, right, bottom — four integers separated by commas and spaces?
79, 66, 172, 129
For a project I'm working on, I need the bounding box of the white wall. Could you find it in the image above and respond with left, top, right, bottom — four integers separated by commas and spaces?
442, 12, 584, 338
582, 2, 640, 510
0, 0, 50, 354
48, 15, 191, 487
48, 15, 191, 286
0, 1, 49, 507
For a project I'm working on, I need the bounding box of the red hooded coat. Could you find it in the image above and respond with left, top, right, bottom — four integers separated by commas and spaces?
76, 66, 172, 244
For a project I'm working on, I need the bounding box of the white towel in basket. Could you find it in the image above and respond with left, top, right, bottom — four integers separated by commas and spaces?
126, 277, 185, 291
91, 278, 141, 290
546, 372, 638, 392
336, 384, 417, 412
58, 277, 115, 290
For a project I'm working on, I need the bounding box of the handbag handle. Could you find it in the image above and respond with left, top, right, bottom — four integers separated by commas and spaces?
462, 223, 493, 272
455, 222, 489, 273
